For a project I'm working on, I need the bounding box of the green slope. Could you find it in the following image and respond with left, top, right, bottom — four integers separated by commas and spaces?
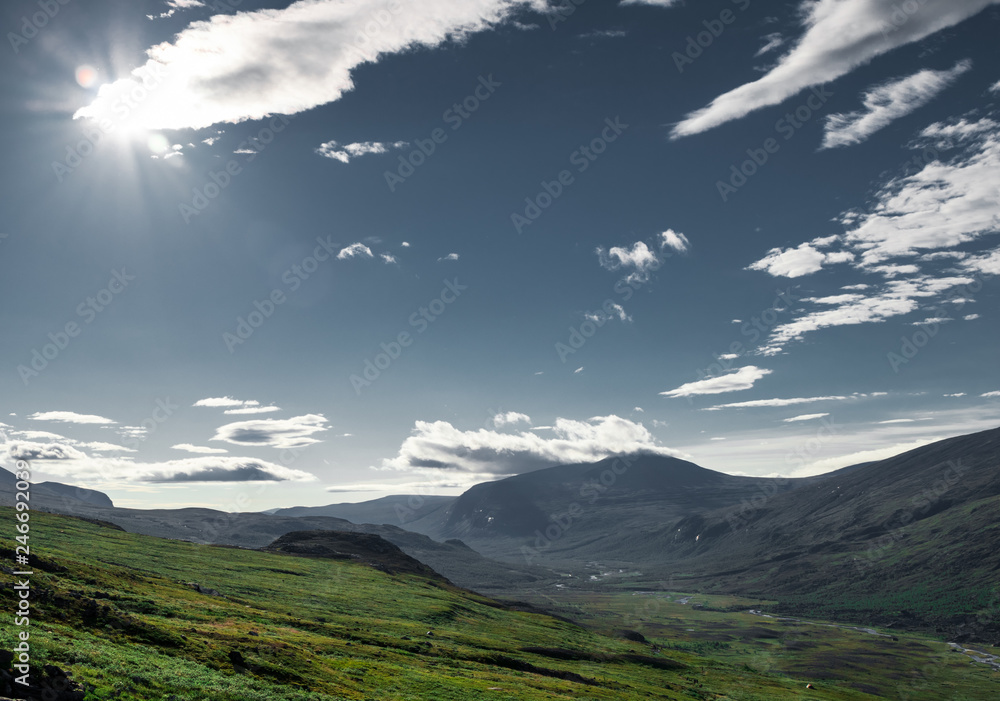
0, 508, 886, 700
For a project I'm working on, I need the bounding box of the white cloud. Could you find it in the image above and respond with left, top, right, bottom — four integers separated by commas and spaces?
379, 415, 685, 476
944, 393, 966, 397
783, 413, 830, 422
316, 140, 408, 163
79, 441, 135, 452
585, 302, 631, 324
659, 229, 690, 253
401, 241, 411, 247
748, 241, 854, 278
707, 395, 849, 410
223, 405, 281, 415
172, 443, 229, 454
755, 32, 784, 57
2, 441, 88, 461
911, 316, 952, 325
991, 80, 1000, 93
492, 411, 532, 427
78, 0, 548, 131
879, 418, 915, 424
13, 430, 68, 441
964, 313, 980, 320
337, 243, 373, 260
212, 414, 329, 449
842, 118, 1000, 267
438, 253, 460, 262
760, 275, 974, 355
28, 411, 116, 425
671, 0, 1000, 139
822, 60, 972, 149
660, 366, 772, 398
982, 390, 1000, 397
596, 241, 660, 284
380, 253, 398, 264
193, 397, 247, 408
574, 366, 584, 374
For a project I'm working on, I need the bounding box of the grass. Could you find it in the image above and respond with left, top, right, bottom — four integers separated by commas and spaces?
0, 507, 902, 700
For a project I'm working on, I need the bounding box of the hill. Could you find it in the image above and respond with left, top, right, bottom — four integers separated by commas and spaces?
0, 507, 872, 700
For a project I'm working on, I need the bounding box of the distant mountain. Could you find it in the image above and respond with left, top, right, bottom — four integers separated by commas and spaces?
434, 454, 826, 565
274, 494, 455, 535
0, 466, 114, 509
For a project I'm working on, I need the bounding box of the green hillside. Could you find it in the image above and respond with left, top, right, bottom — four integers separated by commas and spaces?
0, 508, 878, 701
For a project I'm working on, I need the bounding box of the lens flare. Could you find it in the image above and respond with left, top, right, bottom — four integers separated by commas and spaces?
75, 65, 99, 89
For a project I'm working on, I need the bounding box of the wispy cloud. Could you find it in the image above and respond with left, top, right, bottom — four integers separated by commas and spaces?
28, 411, 116, 425
821, 60, 972, 149
783, 413, 830, 422
171, 443, 229, 454
706, 395, 849, 410
754, 32, 784, 57
78, 0, 549, 130
660, 366, 772, 398
315, 140, 408, 163
223, 406, 281, 415
438, 253, 460, 262
671, 0, 1000, 138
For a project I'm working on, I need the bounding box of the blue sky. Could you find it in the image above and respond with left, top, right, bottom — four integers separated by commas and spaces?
2, 0, 999, 510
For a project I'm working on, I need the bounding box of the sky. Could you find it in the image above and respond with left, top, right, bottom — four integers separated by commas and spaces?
1, 0, 999, 511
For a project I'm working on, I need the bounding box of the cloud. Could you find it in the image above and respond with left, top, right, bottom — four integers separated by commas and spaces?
438, 253, 460, 262
337, 243, 374, 260
822, 60, 972, 149
783, 413, 830, 422
79, 442, 136, 452
193, 397, 247, 407
791, 439, 937, 477
659, 229, 690, 254
13, 430, 68, 441
2, 441, 88, 461
660, 366, 772, 398
380, 253, 398, 264
619, 0, 681, 6
755, 32, 785, 57
585, 302, 631, 324
223, 405, 281, 415
964, 313, 980, 320
492, 411, 532, 427
315, 140, 408, 163
982, 390, 1000, 397
171, 443, 229, 454
707, 395, 849, 410
760, 275, 974, 355
77, 0, 547, 131
596, 241, 660, 284
28, 411, 116, 425
0, 442, 314, 482
379, 415, 685, 476
748, 241, 854, 278
212, 414, 329, 449
670, 0, 1000, 139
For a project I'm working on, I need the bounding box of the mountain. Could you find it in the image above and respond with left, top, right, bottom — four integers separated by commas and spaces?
0, 465, 114, 509
273, 494, 455, 536
18, 502, 553, 595
433, 453, 830, 565
631, 426, 1000, 641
